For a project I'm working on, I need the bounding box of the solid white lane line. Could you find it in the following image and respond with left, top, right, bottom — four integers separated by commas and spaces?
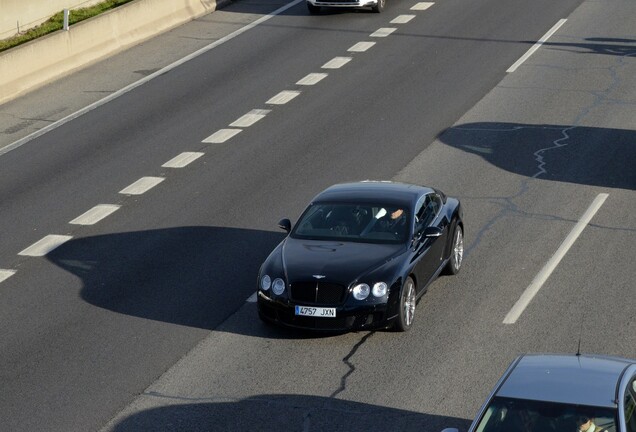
162, 152, 205, 168
411, 2, 434, 10
229, 109, 271, 127
0, 270, 16, 283
70, 204, 121, 225
202, 128, 242, 143
370, 28, 397, 38
119, 177, 165, 195
19, 235, 73, 257
348, 41, 376, 52
0, 0, 306, 157
322, 57, 352, 69
503, 193, 609, 324
507, 19, 567, 73
266, 90, 300, 105
246, 292, 257, 303
297, 73, 328, 86
391, 15, 416, 24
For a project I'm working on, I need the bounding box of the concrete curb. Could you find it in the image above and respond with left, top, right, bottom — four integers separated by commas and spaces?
0, 0, 230, 105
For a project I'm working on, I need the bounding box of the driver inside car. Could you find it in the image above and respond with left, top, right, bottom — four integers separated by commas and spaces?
377, 207, 407, 238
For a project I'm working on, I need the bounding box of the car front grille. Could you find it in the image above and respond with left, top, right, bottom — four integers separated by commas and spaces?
290, 281, 347, 305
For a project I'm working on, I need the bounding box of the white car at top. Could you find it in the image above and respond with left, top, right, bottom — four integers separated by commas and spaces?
306, 0, 386, 14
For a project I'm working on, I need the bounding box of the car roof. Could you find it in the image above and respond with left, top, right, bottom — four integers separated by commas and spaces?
312, 181, 434, 207
497, 354, 634, 408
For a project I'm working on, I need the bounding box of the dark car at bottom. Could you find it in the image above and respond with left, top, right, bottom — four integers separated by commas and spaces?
442, 353, 636, 432
256, 181, 464, 332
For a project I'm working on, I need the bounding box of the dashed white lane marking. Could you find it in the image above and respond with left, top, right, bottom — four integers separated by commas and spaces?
507, 19, 567, 73
348, 41, 376, 52
70, 204, 121, 225
370, 28, 397, 38
19, 235, 73, 257
503, 193, 609, 324
322, 57, 352, 69
391, 14, 416, 24
229, 109, 271, 127
411, 2, 434, 10
297, 73, 328, 86
266, 91, 300, 105
0, 270, 16, 283
202, 128, 242, 143
119, 177, 165, 195
162, 152, 205, 168
246, 292, 258, 303
0, 0, 306, 157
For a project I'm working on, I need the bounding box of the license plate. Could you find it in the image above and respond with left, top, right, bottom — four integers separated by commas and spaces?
295, 306, 336, 318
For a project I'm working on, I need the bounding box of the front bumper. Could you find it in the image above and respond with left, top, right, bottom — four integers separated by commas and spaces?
257, 291, 393, 331
307, 0, 377, 7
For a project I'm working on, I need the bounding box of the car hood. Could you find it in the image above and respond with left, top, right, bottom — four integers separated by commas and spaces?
282, 237, 404, 285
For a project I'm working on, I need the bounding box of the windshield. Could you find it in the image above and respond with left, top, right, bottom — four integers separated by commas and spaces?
291, 203, 410, 244
474, 397, 617, 432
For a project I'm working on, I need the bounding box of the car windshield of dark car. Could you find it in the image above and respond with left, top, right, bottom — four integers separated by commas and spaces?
291, 203, 410, 244
474, 397, 617, 432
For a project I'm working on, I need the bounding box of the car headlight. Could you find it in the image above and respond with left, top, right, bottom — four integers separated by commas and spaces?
352, 283, 370, 300
272, 278, 286, 295
372, 282, 387, 297
260, 275, 271, 291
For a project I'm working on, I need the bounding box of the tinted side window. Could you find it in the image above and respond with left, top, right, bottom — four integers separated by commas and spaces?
415, 194, 442, 231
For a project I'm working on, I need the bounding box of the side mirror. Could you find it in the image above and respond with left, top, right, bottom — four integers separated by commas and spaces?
278, 218, 292, 233
423, 226, 443, 238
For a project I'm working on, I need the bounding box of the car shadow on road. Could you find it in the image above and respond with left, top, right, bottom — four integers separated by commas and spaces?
439, 122, 636, 190
106, 393, 471, 432
46, 226, 300, 334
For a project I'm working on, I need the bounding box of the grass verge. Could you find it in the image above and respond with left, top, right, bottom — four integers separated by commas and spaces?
0, 0, 135, 53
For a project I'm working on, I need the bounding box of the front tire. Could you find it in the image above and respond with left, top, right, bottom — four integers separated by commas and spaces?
395, 276, 416, 331
444, 224, 463, 275
371, 0, 385, 12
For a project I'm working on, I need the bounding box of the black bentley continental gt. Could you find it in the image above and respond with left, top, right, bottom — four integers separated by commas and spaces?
257, 181, 464, 332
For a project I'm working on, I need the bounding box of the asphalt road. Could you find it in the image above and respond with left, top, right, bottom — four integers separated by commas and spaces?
1, 0, 635, 430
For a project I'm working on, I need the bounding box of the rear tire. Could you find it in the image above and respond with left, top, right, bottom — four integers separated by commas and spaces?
307, 3, 321, 14
444, 224, 463, 275
371, 0, 385, 12
395, 276, 416, 332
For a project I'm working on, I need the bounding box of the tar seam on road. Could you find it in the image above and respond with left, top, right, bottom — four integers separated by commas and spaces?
329, 332, 374, 398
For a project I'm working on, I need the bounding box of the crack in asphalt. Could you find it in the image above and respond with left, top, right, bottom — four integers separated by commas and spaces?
329, 332, 375, 399
458, 43, 636, 255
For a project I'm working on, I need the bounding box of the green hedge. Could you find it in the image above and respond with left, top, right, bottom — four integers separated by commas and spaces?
0, 0, 134, 53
